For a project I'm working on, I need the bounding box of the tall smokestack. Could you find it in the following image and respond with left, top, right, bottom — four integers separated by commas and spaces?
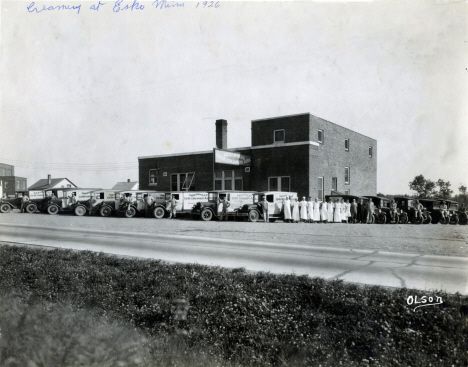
215, 119, 227, 150
48, 174, 52, 185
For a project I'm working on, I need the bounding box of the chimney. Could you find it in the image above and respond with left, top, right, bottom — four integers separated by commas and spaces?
127, 179, 131, 182
215, 119, 227, 150
47, 174, 52, 185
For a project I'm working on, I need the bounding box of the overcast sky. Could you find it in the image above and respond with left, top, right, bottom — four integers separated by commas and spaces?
1, 0, 466, 194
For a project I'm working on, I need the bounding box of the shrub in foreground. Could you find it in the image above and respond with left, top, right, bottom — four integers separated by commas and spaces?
0, 245, 467, 366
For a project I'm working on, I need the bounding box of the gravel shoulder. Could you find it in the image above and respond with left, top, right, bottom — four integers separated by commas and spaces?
1, 212, 467, 257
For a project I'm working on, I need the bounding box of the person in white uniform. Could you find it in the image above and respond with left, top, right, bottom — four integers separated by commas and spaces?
341, 199, 347, 223
327, 198, 334, 222
334, 199, 342, 223
300, 197, 308, 223
313, 198, 321, 223
283, 196, 292, 223
307, 197, 314, 223
321, 199, 328, 223
345, 199, 351, 223
292, 198, 300, 223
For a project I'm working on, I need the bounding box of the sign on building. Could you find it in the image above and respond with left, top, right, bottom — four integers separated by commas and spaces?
214, 149, 251, 166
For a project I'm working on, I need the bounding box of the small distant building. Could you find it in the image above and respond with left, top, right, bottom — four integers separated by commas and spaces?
28, 174, 77, 190
0, 162, 27, 197
111, 179, 139, 191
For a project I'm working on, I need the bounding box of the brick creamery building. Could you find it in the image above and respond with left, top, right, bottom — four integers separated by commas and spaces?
139, 113, 377, 199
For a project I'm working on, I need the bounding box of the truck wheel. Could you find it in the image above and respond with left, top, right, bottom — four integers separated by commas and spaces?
459, 213, 468, 225
377, 213, 386, 224
440, 217, 449, 225
413, 216, 423, 225
248, 210, 259, 222
26, 203, 37, 213
100, 206, 112, 217
399, 213, 408, 224
153, 207, 166, 219
47, 205, 59, 215
269, 218, 276, 223
200, 208, 213, 221
0, 203, 11, 213
125, 207, 137, 218
74, 206, 87, 216
423, 214, 432, 224
450, 215, 459, 225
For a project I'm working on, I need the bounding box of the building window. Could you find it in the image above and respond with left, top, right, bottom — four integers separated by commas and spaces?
317, 177, 324, 201
318, 129, 324, 144
16, 180, 20, 190
22, 181, 26, 190
332, 177, 337, 192
214, 170, 242, 190
369, 146, 373, 157
274, 129, 285, 143
345, 190, 350, 195
345, 167, 350, 184
171, 172, 195, 191
149, 169, 157, 185
345, 139, 349, 151
0, 168, 4, 176
268, 176, 290, 192
67, 184, 71, 188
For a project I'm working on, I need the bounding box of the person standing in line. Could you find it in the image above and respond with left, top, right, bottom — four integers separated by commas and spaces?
292, 197, 300, 223
313, 198, 321, 223
327, 198, 334, 223
358, 198, 366, 224
283, 196, 292, 223
321, 198, 328, 223
145, 194, 154, 218
366, 198, 374, 224
340, 199, 346, 223
390, 199, 398, 222
258, 196, 269, 222
88, 194, 96, 216
307, 197, 314, 223
219, 195, 231, 221
20, 193, 30, 213
334, 199, 342, 223
344, 199, 351, 224
350, 199, 358, 223
167, 194, 178, 219
299, 197, 308, 223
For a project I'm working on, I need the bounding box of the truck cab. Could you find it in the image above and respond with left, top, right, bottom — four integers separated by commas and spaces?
43, 188, 100, 215
116, 190, 159, 218
191, 190, 254, 221
152, 191, 208, 219
237, 191, 298, 222
363, 195, 391, 224
0, 190, 45, 213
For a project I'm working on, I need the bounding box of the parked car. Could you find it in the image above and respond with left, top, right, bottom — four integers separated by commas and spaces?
393, 196, 431, 224
191, 191, 255, 221
236, 191, 298, 222
0, 190, 45, 213
116, 190, 160, 218
440, 200, 459, 225
324, 194, 367, 223
363, 196, 391, 224
152, 191, 208, 219
457, 203, 467, 225
43, 188, 101, 215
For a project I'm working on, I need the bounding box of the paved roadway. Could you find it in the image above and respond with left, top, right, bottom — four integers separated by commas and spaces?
1, 223, 467, 295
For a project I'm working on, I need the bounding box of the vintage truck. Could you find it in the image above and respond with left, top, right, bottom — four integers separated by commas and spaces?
0, 190, 46, 213
440, 200, 459, 225
393, 196, 431, 224
115, 190, 163, 218
191, 190, 255, 221
363, 195, 392, 224
236, 191, 298, 222
152, 191, 209, 219
43, 188, 101, 215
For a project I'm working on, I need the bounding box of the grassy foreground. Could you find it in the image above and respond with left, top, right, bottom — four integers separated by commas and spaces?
0, 244, 467, 366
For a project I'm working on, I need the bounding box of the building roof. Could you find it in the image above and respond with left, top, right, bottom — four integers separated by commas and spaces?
111, 181, 139, 191
28, 178, 77, 190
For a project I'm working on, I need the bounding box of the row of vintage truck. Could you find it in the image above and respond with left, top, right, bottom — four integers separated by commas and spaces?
0, 188, 466, 225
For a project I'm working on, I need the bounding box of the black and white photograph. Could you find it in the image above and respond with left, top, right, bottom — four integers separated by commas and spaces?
0, 0, 467, 366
